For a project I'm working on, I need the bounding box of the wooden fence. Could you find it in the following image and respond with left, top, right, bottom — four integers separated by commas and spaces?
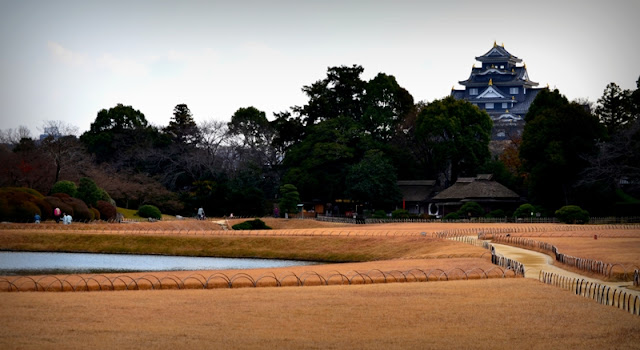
539, 270, 640, 316
492, 235, 639, 280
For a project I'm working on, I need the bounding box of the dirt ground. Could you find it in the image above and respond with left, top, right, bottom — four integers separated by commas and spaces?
1, 279, 639, 349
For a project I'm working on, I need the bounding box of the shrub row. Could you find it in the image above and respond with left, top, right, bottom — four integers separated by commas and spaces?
0, 187, 117, 223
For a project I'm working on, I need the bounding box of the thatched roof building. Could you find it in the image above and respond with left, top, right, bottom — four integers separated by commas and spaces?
431, 174, 521, 215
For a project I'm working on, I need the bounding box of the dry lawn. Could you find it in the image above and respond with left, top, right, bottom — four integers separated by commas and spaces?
520, 236, 640, 268
0, 219, 567, 236
497, 227, 640, 270
2, 221, 639, 349
1, 279, 638, 349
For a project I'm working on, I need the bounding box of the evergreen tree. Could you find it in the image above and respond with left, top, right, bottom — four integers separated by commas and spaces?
596, 82, 632, 135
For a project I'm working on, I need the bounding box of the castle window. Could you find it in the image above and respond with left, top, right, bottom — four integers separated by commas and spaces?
502, 103, 508, 109
510, 87, 519, 94
469, 88, 478, 95
485, 103, 494, 109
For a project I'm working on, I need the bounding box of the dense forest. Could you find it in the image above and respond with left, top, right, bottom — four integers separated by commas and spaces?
1, 65, 639, 219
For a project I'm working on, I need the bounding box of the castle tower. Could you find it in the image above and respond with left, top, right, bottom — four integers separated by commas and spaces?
451, 42, 544, 148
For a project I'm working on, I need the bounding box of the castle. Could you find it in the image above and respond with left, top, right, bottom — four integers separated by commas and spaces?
451, 42, 544, 150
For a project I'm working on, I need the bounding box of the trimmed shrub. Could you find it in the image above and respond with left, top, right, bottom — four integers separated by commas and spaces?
44, 195, 74, 217
231, 222, 253, 230
232, 218, 272, 230
92, 208, 101, 220
96, 200, 117, 221
391, 209, 410, 219
371, 210, 388, 219
68, 198, 91, 221
44, 195, 92, 221
513, 203, 536, 218
50, 180, 77, 197
137, 205, 162, 220
0, 187, 49, 222
443, 212, 460, 220
459, 201, 484, 217
555, 205, 589, 224
485, 209, 506, 218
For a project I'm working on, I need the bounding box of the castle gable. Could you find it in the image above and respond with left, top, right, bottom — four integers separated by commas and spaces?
476, 86, 506, 99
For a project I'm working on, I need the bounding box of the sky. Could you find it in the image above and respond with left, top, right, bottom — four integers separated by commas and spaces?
1, 0, 639, 137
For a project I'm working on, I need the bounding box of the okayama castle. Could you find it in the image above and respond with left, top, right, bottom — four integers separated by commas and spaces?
451, 42, 545, 149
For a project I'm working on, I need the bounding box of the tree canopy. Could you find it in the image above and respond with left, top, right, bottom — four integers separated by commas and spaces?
80, 104, 158, 163
520, 89, 606, 211
412, 96, 492, 185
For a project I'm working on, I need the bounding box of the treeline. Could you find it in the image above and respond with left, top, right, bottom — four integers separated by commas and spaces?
1, 66, 639, 218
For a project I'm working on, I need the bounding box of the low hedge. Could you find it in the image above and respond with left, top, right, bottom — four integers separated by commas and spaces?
232, 218, 271, 230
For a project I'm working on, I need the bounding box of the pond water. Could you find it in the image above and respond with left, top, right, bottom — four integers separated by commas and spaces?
0, 251, 318, 274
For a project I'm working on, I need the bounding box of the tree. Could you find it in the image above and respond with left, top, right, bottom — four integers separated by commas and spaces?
0, 126, 31, 145
344, 150, 401, 209
294, 65, 366, 127
75, 177, 102, 207
281, 65, 416, 203
580, 117, 640, 196
279, 184, 300, 216
227, 106, 271, 150
39, 120, 85, 183
412, 96, 492, 185
362, 73, 415, 141
596, 82, 632, 135
520, 89, 605, 211
2, 137, 55, 193
164, 104, 201, 145
80, 104, 158, 163
282, 117, 357, 202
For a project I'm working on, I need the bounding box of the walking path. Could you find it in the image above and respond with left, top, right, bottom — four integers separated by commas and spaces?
491, 242, 639, 296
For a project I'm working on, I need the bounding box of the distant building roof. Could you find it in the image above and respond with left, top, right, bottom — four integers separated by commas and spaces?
432, 174, 519, 202
398, 180, 436, 202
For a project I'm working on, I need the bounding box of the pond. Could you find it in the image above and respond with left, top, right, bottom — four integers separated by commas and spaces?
0, 251, 318, 275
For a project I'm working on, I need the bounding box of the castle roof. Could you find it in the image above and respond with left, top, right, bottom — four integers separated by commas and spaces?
459, 66, 538, 87
508, 88, 544, 114
476, 42, 522, 65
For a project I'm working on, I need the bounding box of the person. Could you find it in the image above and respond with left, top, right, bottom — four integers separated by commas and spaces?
63, 213, 72, 225
197, 207, 205, 220
54, 207, 61, 223
34, 213, 41, 224
273, 207, 279, 218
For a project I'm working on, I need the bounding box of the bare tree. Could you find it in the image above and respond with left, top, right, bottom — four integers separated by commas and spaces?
580, 118, 640, 193
39, 121, 86, 183
0, 126, 32, 145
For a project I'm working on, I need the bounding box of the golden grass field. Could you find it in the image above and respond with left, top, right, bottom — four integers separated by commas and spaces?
1, 219, 639, 349
1, 279, 639, 349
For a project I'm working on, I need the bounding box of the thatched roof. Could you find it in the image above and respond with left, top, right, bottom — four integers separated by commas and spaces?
398, 180, 436, 202
432, 175, 518, 201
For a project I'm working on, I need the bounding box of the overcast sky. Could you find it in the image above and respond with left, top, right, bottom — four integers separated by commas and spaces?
1, 0, 639, 137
